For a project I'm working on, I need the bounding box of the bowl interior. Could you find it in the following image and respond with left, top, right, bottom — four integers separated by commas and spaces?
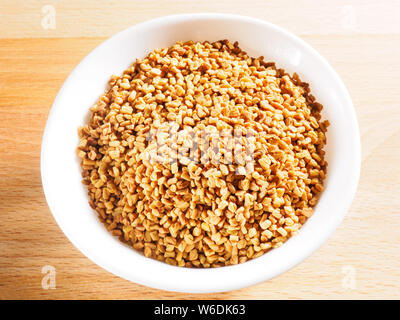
41, 13, 360, 293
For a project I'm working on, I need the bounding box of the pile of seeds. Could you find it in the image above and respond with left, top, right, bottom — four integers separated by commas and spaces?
77, 40, 329, 267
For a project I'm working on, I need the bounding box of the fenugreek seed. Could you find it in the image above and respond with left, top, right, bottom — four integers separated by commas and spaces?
248, 228, 257, 238
144, 247, 152, 257
121, 105, 133, 114
218, 200, 228, 210
77, 150, 86, 158
128, 90, 137, 102
171, 163, 178, 174
300, 208, 313, 217
260, 220, 271, 230
189, 249, 198, 261
236, 166, 246, 175
277, 227, 288, 237
183, 117, 195, 126
220, 164, 229, 176
120, 82, 131, 90
258, 157, 270, 170
192, 227, 201, 237
150, 68, 162, 76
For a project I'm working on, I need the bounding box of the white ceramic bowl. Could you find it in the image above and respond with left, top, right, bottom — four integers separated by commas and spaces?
41, 13, 360, 293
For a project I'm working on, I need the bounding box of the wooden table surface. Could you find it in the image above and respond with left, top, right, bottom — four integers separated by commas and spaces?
1, 0, 399, 300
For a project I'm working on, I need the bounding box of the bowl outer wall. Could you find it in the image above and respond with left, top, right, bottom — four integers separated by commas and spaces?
41, 13, 361, 293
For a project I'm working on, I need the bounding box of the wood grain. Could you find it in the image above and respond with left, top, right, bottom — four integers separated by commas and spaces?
0, 0, 399, 300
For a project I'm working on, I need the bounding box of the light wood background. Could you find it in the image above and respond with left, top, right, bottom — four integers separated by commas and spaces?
0, 0, 399, 300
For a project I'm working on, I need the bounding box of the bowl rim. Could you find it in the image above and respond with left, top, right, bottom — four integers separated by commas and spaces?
41, 12, 361, 293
